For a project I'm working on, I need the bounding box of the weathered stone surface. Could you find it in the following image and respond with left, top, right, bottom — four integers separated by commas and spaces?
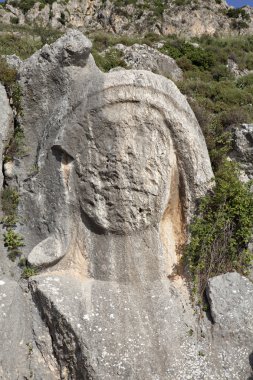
0, 84, 13, 189
6, 30, 213, 272
3, 30, 214, 379
0, 277, 60, 379
1, 0, 253, 37
113, 43, 183, 81
230, 124, 253, 182
227, 58, 253, 78
3, 30, 253, 380
206, 272, 253, 379
0, 277, 33, 379
30, 274, 205, 380
4, 54, 23, 70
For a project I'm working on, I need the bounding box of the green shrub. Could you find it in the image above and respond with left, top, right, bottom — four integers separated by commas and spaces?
4, 127, 26, 162
4, 228, 24, 261
230, 19, 249, 31
10, 16, 19, 24
226, 7, 250, 21
174, 0, 190, 5
92, 48, 127, 72
161, 41, 215, 70
0, 58, 17, 87
1, 187, 19, 228
186, 161, 253, 296
1, 187, 19, 218
22, 265, 38, 279
236, 73, 253, 89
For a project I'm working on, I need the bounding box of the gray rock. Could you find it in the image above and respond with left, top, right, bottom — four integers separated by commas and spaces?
0, 84, 13, 189
7, 30, 214, 379
230, 124, 253, 181
0, 277, 32, 379
2, 0, 251, 37
206, 272, 253, 379
114, 43, 183, 81
3, 54, 23, 70
5, 30, 253, 379
0, 276, 60, 379
30, 274, 205, 380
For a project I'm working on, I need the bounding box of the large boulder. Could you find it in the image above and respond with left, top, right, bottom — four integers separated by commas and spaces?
113, 43, 183, 81
7, 29, 214, 379
230, 124, 253, 182
5, 30, 253, 379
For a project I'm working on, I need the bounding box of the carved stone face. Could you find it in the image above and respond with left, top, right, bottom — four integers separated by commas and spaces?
76, 102, 177, 234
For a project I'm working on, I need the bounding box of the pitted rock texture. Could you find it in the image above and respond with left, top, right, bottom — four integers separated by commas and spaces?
230, 124, 253, 182
8, 30, 213, 270
2, 30, 253, 380
0, 84, 13, 189
113, 43, 183, 81
206, 272, 253, 379
1, 0, 253, 37
30, 274, 203, 380
0, 277, 58, 380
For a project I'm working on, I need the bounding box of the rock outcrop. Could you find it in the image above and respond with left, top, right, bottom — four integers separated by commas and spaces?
1, 0, 253, 37
1, 30, 253, 379
230, 124, 253, 182
113, 43, 183, 81
0, 84, 13, 189
206, 272, 253, 379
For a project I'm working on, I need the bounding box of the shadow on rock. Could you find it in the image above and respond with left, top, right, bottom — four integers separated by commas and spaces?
247, 352, 253, 380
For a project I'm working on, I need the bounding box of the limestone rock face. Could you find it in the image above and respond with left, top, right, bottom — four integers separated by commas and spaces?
113, 43, 183, 81
2, 30, 253, 379
0, 278, 31, 379
230, 124, 253, 182
1, 0, 253, 37
0, 277, 59, 380
0, 84, 13, 189
1, 29, 215, 379
10, 30, 213, 271
206, 272, 253, 379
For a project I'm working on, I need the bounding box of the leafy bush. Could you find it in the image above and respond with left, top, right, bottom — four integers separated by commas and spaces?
226, 7, 250, 21
161, 41, 215, 70
4, 228, 24, 261
230, 19, 249, 31
10, 0, 54, 14
236, 73, 253, 89
1, 188, 19, 219
92, 48, 127, 72
186, 161, 253, 296
22, 265, 38, 279
0, 58, 17, 87
174, 0, 191, 5
10, 16, 19, 24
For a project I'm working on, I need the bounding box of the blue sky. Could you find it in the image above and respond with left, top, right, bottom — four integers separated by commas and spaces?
227, 0, 253, 6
